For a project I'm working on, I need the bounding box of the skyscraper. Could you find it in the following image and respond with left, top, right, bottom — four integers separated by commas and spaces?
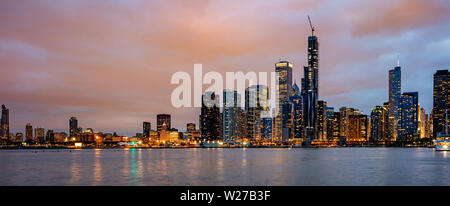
399, 92, 419, 140
46, 130, 54, 143
370, 106, 387, 142
418, 107, 427, 139
1, 105, 9, 140
433, 69, 449, 137
382, 102, 391, 140
35, 128, 45, 144
157, 114, 171, 131
25, 123, 33, 144
200, 92, 221, 142
291, 86, 303, 140
246, 85, 269, 140
262, 117, 273, 140
339, 107, 358, 138
69, 117, 79, 138
302, 34, 319, 141
223, 90, 241, 142
317, 100, 327, 141
388, 65, 401, 140
274, 61, 293, 141
143, 121, 151, 138
281, 101, 293, 142
348, 114, 368, 141
326, 107, 334, 140
330, 112, 341, 140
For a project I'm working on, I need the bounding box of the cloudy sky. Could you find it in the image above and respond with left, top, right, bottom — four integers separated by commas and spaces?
1, 0, 449, 136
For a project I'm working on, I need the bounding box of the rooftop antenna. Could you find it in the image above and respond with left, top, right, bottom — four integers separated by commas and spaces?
307, 15, 315, 36
397, 54, 400, 67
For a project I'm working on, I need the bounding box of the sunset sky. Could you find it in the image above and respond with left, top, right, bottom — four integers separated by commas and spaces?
1, 0, 450, 136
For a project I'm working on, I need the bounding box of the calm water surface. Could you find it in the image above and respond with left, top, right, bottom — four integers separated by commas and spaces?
1, 148, 449, 186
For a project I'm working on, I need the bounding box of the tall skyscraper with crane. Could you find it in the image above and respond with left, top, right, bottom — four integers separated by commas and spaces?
302, 16, 319, 142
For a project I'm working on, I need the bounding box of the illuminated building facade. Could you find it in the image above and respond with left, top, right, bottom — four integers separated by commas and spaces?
330, 112, 341, 140
262, 117, 273, 140
339, 107, 358, 138
388, 66, 401, 140
35, 128, 45, 143
399, 92, 419, 140
302, 35, 319, 141
290, 86, 303, 140
326, 107, 334, 140
274, 61, 293, 141
200, 92, 221, 142
432, 69, 449, 137
223, 90, 241, 142
418, 107, 427, 138
1, 105, 9, 141
157, 114, 171, 132
348, 114, 368, 141
281, 101, 293, 142
317, 100, 327, 141
69, 117, 80, 138
246, 85, 269, 140
143, 121, 151, 138
370, 106, 387, 142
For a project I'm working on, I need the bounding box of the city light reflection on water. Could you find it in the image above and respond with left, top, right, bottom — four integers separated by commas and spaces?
1, 148, 450, 186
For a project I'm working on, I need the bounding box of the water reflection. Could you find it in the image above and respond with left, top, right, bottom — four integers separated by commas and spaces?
69, 151, 81, 185
93, 149, 102, 185
2, 148, 450, 186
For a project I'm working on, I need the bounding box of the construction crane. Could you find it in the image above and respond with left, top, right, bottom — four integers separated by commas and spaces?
307, 15, 315, 36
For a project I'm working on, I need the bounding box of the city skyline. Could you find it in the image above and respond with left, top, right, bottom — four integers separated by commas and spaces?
1, 0, 450, 136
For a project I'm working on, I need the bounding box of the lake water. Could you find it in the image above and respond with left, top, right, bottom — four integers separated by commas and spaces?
0, 148, 449, 186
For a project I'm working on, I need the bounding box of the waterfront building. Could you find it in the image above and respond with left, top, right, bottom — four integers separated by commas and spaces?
159, 123, 180, 143
330, 112, 341, 140
25, 123, 33, 143
326, 107, 334, 140
348, 114, 368, 141
200, 92, 221, 142
246, 85, 269, 140
262, 117, 273, 140
1, 105, 9, 141
274, 61, 293, 141
382, 102, 392, 140
46, 130, 54, 143
223, 90, 241, 143
143, 121, 151, 138
432, 69, 449, 138
69, 117, 80, 138
281, 100, 294, 142
339, 107, 358, 138
317, 100, 327, 141
418, 107, 427, 139
34, 128, 46, 143
399, 92, 419, 140
291, 86, 303, 140
157, 114, 171, 132
388, 65, 401, 140
185, 123, 201, 142
54, 132, 68, 143
370, 106, 387, 142
302, 32, 319, 141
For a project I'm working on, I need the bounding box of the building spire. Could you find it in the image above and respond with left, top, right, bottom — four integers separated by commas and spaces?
397, 54, 400, 67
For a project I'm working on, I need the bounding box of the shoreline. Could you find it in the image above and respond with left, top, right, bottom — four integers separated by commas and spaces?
0, 145, 434, 150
